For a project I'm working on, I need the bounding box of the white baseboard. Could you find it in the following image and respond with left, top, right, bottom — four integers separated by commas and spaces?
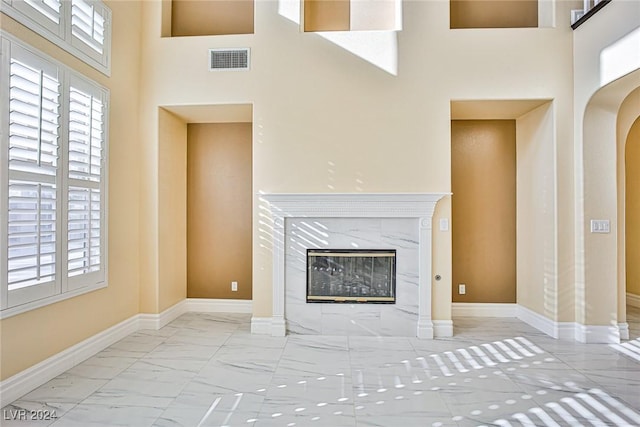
185, 298, 252, 313
139, 300, 188, 330
433, 320, 453, 337
619, 323, 630, 340
0, 298, 253, 408
575, 324, 621, 344
517, 305, 623, 343
516, 305, 576, 340
417, 319, 434, 339
627, 293, 640, 308
252, 316, 455, 338
452, 303, 518, 317
0, 315, 140, 408
251, 317, 273, 335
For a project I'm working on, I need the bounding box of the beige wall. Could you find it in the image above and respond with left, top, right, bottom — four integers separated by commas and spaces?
158, 109, 188, 311
574, 0, 640, 328
626, 117, 640, 296
171, 0, 254, 36
0, 1, 143, 380
516, 102, 558, 318
136, 0, 576, 320
187, 123, 252, 300
451, 120, 516, 303
450, 0, 538, 29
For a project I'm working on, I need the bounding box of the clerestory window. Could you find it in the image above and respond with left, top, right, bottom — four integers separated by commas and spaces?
1, 0, 111, 75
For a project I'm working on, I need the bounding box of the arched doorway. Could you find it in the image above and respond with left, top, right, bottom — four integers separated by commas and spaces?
579, 70, 640, 343
625, 115, 640, 339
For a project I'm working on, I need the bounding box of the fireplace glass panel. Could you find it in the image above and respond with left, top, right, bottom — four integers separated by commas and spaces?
307, 249, 396, 303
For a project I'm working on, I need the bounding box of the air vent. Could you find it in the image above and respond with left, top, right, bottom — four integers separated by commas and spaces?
209, 48, 250, 71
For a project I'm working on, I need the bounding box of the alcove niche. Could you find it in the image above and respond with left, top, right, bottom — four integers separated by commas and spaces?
161, 0, 255, 37
450, 0, 555, 29
157, 104, 253, 303
450, 99, 563, 326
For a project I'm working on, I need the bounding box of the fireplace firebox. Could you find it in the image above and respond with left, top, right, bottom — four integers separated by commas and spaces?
306, 249, 396, 303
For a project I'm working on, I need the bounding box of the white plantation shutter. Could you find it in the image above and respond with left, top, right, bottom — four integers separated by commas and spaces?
67, 187, 100, 277
3, 42, 61, 307
8, 52, 60, 176
8, 0, 64, 38
71, 0, 104, 53
70, 0, 110, 65
21, 0, 62, 23
7, 181, 57, 290
1, 34, 109, 316
1, 0, 111, 75
68, 85, 103, 181
66, 76, 106, 289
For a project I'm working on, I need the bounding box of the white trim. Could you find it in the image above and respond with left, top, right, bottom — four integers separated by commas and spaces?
433, 320, 453, 337
260, 193, 449, 218
575, 324, 621, 344
516, 305, 624, 343
417, 319, 434, 339
0, 314, 139, 408
627, 292, 640, 308
184, 298, 252, 314
619, 323, 629, 340
555, 323, 579, 340
452, 303, 518, 317
0, 282, 107, 320
251, 316, 273, 335
138, 300, 188, 330
516, 304, 576, 340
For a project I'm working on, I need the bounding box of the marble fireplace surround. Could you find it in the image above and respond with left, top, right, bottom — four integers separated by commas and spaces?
262, 193, 448, 338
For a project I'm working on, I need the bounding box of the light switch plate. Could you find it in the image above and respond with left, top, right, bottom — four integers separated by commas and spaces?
590, 220, 610, 233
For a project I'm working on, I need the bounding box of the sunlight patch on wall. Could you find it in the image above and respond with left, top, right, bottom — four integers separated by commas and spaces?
317, 30, 398, 75
278, 0, 399, 75
278, 0, 301, 24
600, 27, 640, 87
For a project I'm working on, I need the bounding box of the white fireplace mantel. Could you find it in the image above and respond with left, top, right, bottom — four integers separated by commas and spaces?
261, 193, 449, 338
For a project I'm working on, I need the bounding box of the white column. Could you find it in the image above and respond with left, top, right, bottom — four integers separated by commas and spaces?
271, 215, 286, 336
417, 217, 434, 338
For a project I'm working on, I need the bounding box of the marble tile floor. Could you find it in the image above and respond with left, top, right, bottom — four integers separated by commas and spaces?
3, 311, 640, 427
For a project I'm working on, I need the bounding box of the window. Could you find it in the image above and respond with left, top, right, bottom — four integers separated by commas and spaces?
0, 32, 108, 318
1, 0, 111, 75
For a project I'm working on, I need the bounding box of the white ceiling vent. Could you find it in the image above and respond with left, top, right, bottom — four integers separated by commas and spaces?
209, 48, 250, 71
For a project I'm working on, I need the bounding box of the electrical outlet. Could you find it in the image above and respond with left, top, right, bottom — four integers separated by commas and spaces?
231, 281, 238, 292
458, 284, 466, 295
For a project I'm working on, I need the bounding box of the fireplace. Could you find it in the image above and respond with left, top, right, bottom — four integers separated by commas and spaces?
307, 249, 396, 303
260, 193, 449, 338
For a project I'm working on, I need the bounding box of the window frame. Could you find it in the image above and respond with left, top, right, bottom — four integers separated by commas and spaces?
0, 31, 109, 319
1, 0, 112, 76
